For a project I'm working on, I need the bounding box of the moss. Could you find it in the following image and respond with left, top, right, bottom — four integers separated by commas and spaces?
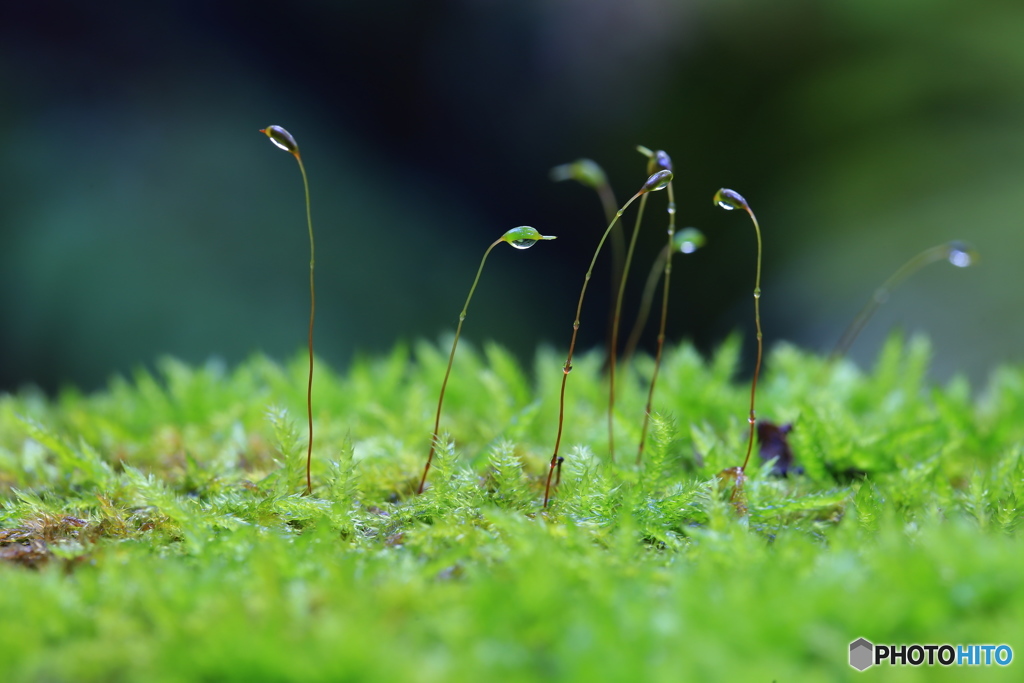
1, 335, 1022, 681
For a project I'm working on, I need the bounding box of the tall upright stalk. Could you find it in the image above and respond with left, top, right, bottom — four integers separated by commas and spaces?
635, 148, 677, 463
260, 125, 316, 495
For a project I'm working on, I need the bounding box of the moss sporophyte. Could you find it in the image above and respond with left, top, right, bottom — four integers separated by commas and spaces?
832, 240, 978, 359
418, 226, 556, 495
260, 125, 317, 495
713, 188, 763, 479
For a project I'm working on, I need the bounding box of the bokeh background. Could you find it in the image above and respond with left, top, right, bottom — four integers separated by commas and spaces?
2, 0, 1022, 394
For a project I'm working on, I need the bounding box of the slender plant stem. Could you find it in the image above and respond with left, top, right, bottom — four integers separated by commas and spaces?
596, 183, 619, 231
294, 154, 316, 496
622, 243, 669, 365
544, 188, 647, 507
608, 193, 650, 461
741, 204, 763, 472
418, 238, 503, 494
831, 243, 959, 360
599, 182, 625, 372
637, 181, 676, 463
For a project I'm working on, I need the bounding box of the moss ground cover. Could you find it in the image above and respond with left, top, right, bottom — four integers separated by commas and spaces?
1, 335, 1022, 681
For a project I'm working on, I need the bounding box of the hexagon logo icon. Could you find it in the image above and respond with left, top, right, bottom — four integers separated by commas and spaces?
850, 638, 874, 671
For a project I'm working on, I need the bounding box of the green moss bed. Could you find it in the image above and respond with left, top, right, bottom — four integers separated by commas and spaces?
1, 335, 1022, 681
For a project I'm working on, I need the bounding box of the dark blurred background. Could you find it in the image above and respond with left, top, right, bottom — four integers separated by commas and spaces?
2, 0, 1022, 394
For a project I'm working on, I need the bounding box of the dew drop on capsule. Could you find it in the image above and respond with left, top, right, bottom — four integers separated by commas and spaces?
674, 227, 706, 254
643, 169, 673, 192
714, 188, 748, 211
260, 125, 299, 154
503, 225, 557, 250
946, 240, 977, 268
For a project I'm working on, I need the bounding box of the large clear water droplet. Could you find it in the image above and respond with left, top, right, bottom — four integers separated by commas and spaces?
674, 227, 705, 254
643, 169, 673, 192
261, 125, 298, 154
503, 226, 556, 250
946, 240, 977, 268
714, 188, 747, 211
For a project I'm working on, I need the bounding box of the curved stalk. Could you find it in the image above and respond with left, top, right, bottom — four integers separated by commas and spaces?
832, 241, 978, 359
418, 237, 502, 495
714, 189, 762, 472
418, 227, 556, 494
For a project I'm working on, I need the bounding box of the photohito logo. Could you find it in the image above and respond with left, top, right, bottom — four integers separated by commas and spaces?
849, 638, 1013, 671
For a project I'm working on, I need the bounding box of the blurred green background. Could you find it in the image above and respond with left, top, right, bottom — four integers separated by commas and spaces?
2, 0, 1022, 393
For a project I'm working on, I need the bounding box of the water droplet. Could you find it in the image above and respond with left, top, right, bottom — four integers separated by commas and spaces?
946, 240, 977, 268
260, 125, 298, 154
667, 202, 677, 216
503, 226, 556, 249
549, 159, 607, 189
673, 227, 706, 254
714, 188, 748, 211
643, 169, 673, 192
